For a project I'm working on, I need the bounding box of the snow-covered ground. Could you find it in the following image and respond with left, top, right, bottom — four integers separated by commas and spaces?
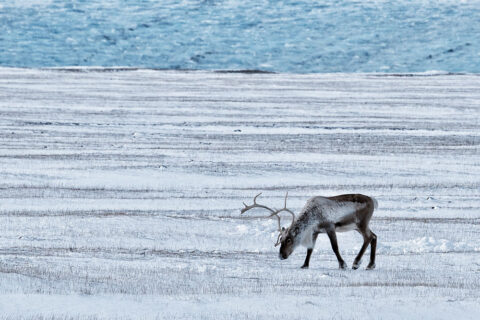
0, 68, 479, 319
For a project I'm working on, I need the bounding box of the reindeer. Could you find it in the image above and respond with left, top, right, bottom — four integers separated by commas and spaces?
241, 193, 378, 270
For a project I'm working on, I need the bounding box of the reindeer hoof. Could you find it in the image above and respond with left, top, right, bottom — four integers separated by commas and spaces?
339, 261, 347, 270
301, 265, 309, 269
352, 260, 361, 270
366, 263, 376, 270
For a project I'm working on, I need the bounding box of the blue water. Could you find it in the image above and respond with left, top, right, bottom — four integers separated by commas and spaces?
1, 0, 480, 72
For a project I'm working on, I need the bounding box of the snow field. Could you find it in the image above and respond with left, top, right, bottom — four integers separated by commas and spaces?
0, 68, 479, 319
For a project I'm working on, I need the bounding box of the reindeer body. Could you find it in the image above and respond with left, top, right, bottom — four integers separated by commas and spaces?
240, 192, 378, 270
293, 195, 376, 239
280, 194, 378, 269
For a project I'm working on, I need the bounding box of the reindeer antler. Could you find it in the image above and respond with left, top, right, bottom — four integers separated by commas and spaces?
277, 191, 296, 227
241, 192, 281, 231
240, 192, 296, 246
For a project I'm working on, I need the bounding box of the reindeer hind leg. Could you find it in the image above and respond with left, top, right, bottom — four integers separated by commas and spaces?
366, 230, 377, 270
352, 231, 371, 270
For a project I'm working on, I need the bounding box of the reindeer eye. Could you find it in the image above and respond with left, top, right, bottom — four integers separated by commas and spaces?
286, 238, 292, 244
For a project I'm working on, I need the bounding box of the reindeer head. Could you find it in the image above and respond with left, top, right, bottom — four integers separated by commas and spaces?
277, 226, 297, 260
240, 192, 296, 259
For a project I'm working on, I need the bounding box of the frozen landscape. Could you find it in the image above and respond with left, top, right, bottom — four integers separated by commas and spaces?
0, 68, 479, 319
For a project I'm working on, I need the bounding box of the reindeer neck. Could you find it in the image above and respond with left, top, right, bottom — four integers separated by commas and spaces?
290, 210, 317, 240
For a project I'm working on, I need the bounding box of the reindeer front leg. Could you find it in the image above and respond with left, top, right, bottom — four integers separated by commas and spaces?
301, 249, 313, 269
301, 232, 318, 269
326, 226, 347, 269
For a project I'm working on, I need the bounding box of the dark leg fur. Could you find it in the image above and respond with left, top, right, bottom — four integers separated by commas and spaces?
352, 240, 369, 269
301, 233, 318, 269
366, 232, 377, 270
326, 227, 347, 269
301, 248, 313, 269
353, 229, 373, 270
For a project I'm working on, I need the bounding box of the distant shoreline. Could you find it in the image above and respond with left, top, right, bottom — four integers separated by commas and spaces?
0, 66, 477, 77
